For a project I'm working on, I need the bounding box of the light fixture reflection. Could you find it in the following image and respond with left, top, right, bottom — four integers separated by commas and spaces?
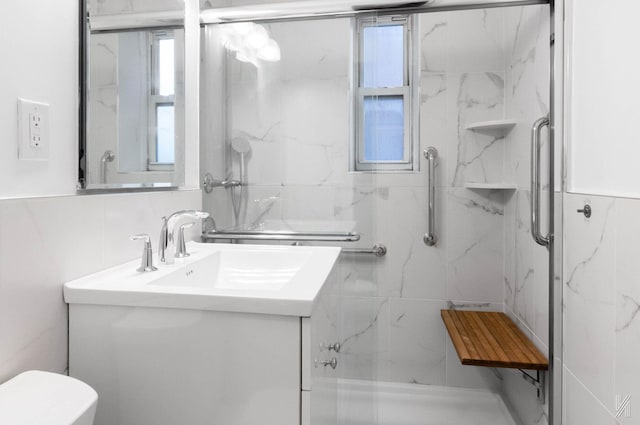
232, 22, 254, 35
257, 39, 281, 62
219, 23, 281, 65
245, 24, 269, 49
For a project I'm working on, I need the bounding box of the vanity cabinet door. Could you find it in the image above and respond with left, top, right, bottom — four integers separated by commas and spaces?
70, 305, 301, 425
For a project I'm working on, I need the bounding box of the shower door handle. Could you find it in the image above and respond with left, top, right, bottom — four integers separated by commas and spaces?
531, 116, 550, 247
423, 147, 438, 247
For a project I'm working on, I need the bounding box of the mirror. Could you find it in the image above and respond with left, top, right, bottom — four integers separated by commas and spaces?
79, 1, 186, 189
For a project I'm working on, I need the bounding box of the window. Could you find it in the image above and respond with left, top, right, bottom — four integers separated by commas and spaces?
354, 15, 417, 171
148, 30, 176, 171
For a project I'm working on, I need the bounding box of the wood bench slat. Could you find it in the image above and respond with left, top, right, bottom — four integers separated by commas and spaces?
441, 310, 548, 370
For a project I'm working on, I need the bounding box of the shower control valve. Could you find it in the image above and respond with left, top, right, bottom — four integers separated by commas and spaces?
315, 357, 338, 370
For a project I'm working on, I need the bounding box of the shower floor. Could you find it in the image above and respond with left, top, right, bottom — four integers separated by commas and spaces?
339, 379, 519, 425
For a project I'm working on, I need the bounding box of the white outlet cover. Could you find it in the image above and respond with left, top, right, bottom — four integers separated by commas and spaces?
18, 98, 49, 160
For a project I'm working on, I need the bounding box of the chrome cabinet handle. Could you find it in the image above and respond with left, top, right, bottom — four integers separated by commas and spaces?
530, 116, 550, 247
328, 342, 341, 353
423, 147, 438, 246
320, 342, 341, 353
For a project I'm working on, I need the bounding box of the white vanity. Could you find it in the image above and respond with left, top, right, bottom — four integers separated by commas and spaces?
64, 243, 341, 425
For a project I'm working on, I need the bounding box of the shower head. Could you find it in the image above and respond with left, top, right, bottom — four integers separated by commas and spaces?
231, 137, 252, 155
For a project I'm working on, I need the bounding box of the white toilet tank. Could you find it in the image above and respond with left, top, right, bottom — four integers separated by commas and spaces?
0, 370, 98, 425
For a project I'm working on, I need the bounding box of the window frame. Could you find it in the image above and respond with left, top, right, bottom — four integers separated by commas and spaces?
147, 30, 176, 172
353, 14, 419, 172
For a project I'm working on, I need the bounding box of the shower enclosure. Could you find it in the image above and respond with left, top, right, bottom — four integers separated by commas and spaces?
199, 1, 562, 424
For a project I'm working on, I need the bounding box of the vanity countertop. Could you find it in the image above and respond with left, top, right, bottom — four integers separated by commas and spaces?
64, 242, 341, 317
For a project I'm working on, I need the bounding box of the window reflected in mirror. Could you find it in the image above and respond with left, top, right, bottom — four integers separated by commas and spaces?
85, 26, 184, 188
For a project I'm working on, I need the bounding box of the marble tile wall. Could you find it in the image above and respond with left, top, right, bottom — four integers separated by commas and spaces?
201, 8, 522, 392
0, 190, 202, 383
88, 34, 119, 184
501, 4, 552, 425
562, 193, 640, 425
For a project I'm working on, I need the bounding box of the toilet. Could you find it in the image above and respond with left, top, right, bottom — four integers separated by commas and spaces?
0, 370, 97, 425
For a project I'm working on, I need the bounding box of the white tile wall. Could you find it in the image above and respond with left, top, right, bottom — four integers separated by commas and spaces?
446, 188, 505, 303
615, 199, 640, 425
0, 190, 201, 383
447, 72, 506, 187
564, 195, 616, 408
386, 298, 447, 385
375, 187, 446, 300
564, 367, 616, 425
338, 296, 388, 381
562, 193, 640, 425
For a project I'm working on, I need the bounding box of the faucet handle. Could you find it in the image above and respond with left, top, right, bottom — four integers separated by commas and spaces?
175, 223, 194, 259
159, 216, 168, 263
130, 234, 152, 243
130, 234, 158, 273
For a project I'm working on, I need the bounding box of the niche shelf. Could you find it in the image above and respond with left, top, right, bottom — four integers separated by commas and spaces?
463, 182, 517, 190
464, 119, 517, 132
441, 310, 548, 370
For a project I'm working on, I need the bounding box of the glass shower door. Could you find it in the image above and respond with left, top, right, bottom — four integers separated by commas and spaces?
199, 16, 380, 425
199, 1, 561, 424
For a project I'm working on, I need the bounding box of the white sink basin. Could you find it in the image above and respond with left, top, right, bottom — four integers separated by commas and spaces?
64, 242, 341, 316
151, 248, 313, 291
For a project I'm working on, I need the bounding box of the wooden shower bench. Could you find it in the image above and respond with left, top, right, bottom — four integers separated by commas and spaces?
441, 309, 548, 401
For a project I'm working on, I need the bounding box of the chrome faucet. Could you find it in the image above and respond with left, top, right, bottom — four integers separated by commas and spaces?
159, 210, 210, 263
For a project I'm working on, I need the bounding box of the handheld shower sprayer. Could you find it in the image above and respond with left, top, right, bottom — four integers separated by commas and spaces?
230, 138, 252, 227
231, 137, 251, 183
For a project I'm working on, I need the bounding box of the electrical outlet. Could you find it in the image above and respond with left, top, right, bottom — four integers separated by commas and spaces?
18, 98, 49, 160
29, 113, 42, 147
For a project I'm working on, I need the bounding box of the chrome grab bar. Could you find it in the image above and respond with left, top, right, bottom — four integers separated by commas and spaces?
531, 116, 550, 247
423, 147, 438, 246
342, 243, 387, 257
202, 230, 361, 242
